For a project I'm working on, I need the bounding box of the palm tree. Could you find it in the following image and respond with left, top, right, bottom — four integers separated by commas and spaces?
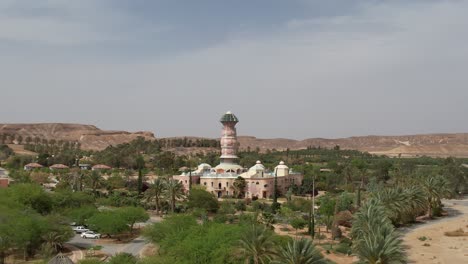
164, 179, 184, 213
370, 184, 427, 226
421, 176, 451, 218
41, 232, 67, 254
273, 238, 326, 264
145, 178, 166, 214
351, 199, 406, 264
238, 224, 277, 264
85, 170, 103, 194
401, 185, 426, 223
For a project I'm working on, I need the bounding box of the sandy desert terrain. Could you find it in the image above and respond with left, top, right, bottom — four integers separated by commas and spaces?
402, 198, 468, 263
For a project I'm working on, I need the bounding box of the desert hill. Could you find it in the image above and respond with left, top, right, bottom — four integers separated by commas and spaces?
237, 134, 468, 158
1, 123, 468, 157
0, 123, 155, 151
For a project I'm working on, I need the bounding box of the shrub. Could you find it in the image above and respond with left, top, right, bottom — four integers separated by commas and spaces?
108, 252, 137, 264
418, 236, 428, 241
316, 233, 326, 240
444, 228, 467, 237
334, 242, 352, 255
235, 200, 246, 211
213, 214, 228, 224
251, 201, 264, 211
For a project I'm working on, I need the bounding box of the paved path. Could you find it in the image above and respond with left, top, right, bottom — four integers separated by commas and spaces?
68, 215, 162, 258
63, 243, 84, 263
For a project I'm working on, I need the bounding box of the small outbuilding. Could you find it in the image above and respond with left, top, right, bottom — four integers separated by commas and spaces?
92, 164, 112, 171
24, 162, 44, 170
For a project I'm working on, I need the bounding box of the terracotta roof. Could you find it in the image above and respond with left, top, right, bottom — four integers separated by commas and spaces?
50, 164, 70, 169
92, 164, 112, 169
25, 163, 44, 168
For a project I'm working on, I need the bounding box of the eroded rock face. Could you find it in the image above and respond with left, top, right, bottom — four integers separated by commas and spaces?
0, 123, 155, 151
236, 134, 468, 158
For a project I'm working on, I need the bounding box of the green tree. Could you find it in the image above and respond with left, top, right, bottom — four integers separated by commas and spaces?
317, 195, 335, 231
233, 176, 247, 198
290, 218, 308, 236
143, 214, 197, 244
238, 225, 277, 264
136, 155, 145, 195
106, 175, 126, 190
273, 238, 326, 264
187, 187, 219, 213
6, 183, 52, 214
117, 207, 149, 233
87, 211, 129, 238
66, 206, 99, 226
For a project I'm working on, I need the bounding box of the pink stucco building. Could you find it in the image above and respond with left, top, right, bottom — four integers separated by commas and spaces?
173, 111, 303, 199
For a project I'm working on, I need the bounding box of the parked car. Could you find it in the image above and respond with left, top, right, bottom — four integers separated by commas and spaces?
81, 231, 101, 239
73, 226, 89, 234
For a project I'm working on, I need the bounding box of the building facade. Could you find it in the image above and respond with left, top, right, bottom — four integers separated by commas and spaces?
173, 111, 303, 199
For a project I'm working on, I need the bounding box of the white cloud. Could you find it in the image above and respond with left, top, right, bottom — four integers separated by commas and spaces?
0, 0, 140, 45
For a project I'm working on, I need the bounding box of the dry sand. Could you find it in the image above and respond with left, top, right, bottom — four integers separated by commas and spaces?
402, 198, 468, 263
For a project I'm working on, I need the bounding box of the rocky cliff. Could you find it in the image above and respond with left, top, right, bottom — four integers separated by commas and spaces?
0, 123, 155, 151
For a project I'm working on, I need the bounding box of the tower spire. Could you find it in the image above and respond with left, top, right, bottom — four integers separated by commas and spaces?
219, 111, 239, 164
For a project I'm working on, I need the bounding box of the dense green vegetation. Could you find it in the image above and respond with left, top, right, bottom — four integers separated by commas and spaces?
1, 137, 468, 263
0, 184, 88, 263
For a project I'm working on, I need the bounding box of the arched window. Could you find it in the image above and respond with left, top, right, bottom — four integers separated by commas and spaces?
203, 182, 207, 186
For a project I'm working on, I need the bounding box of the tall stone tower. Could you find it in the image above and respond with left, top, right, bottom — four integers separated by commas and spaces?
219, 111, 239, 164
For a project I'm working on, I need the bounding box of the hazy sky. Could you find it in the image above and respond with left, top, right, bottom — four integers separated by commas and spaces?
1, 0, 467, 139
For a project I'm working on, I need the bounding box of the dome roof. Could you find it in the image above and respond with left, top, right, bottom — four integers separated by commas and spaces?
275, 161, 289, 170
198, 163, 212, 169
220, 111, 239, 123
249, 161, 265, 171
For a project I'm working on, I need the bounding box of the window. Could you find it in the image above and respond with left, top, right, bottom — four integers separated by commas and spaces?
185, 180, 187, 183
264, 184, 268, 187
256, 182, 259, 185
226, 182, 229, 187
204, 182, 207, 186
211, 182, 213, 187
